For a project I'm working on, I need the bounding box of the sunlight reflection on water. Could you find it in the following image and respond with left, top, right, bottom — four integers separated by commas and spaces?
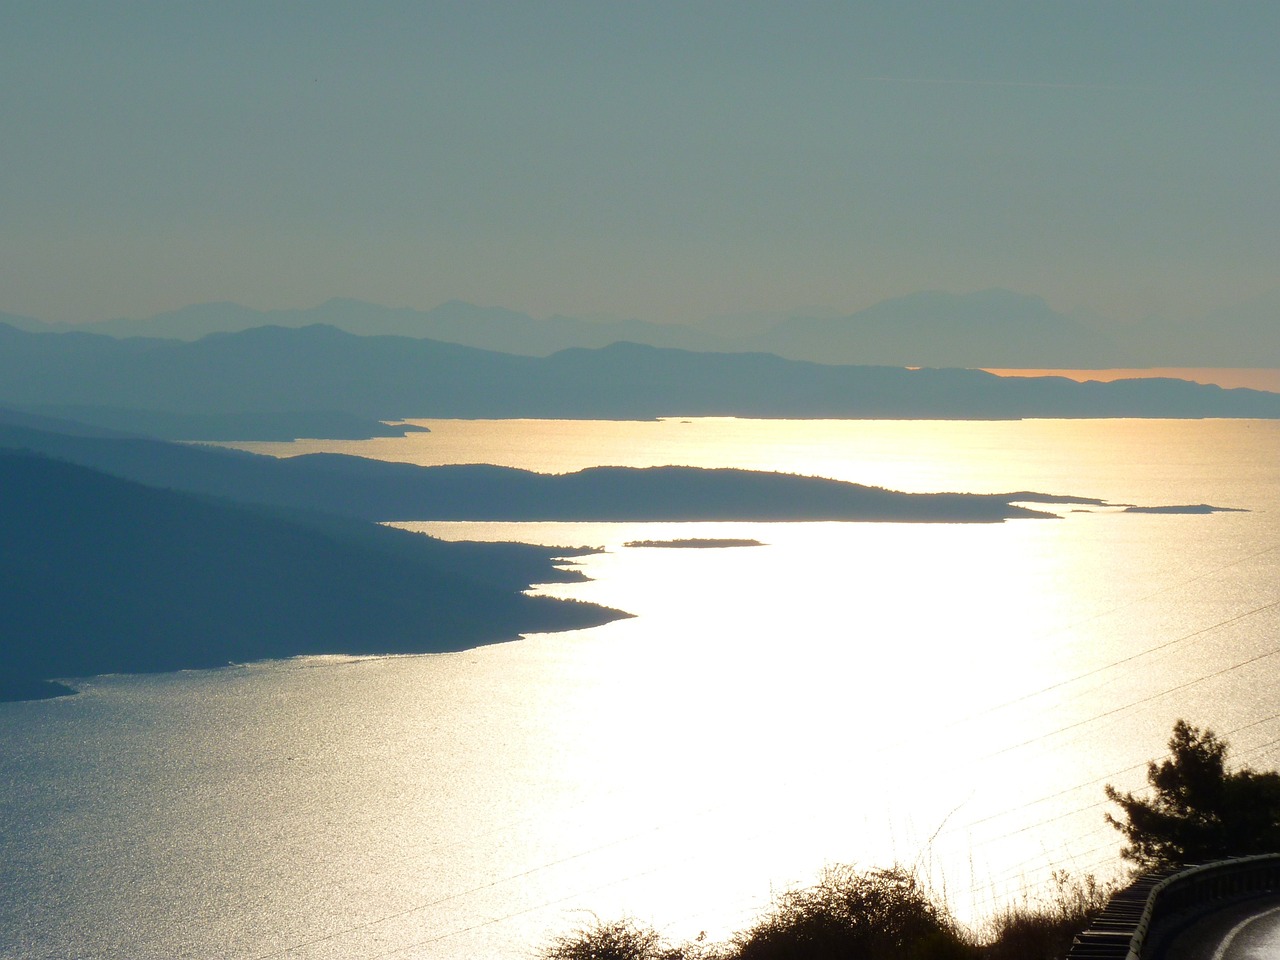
4, 419, 1279, 959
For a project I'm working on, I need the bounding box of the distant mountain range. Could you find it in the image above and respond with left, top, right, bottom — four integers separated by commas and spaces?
749, 290, 1133, 367
8, 287, 1279, 367
0, 299, 733, 357
2, 321, 1278, 437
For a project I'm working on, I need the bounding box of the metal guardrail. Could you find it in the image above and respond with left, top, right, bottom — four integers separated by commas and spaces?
1065, 854, 1280, 959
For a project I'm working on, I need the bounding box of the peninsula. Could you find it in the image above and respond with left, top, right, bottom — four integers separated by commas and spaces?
0, 450, 622, 701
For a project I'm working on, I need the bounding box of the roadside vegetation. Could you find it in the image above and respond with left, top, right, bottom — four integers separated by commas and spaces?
540, 866, 1108, 960
542, 719, 1280, 960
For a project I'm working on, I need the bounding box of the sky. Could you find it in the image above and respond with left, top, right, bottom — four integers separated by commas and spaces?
2, 2, 1278, 326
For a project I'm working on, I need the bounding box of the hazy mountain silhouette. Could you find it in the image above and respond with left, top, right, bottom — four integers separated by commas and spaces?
0, 449, 623, 701
13, 287, 1280, 366
748, 289, 1137, 367
691, 307, 845, 341
0, 411, 1103, 524
0, 310, 48, 333
1112, 290, 1280, 367
37, 297, 732, 355
2, 323, 1278, 425
4, 293, 1117, 365
0, 405, 138, 438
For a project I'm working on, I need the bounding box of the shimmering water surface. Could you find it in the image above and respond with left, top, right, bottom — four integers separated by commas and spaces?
3, 419, 1279, 959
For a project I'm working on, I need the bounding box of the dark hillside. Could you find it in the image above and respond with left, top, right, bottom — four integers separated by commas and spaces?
0, 451, 620, 699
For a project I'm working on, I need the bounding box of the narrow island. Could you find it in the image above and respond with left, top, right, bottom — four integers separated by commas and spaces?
1121, 503, 1249, 514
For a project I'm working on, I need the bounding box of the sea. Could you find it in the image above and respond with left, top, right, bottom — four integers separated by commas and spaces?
2, 417, 1278, 960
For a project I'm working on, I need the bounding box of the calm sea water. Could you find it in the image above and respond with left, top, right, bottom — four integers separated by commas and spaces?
3, 418, 1278, 959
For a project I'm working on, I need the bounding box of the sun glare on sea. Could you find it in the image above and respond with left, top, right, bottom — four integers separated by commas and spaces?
395, 511, 1117, 925
8, 419, 1280, 960
217, 418, 1280, 947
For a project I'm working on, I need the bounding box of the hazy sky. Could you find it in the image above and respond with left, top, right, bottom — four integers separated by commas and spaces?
3, 2, 1278, 325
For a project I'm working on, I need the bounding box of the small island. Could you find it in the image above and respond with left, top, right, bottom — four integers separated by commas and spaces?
1121, 504, 1248, 514
623, 538, 764, 549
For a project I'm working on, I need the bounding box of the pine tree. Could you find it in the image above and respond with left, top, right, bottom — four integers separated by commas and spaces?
1105, 720, 1280, 869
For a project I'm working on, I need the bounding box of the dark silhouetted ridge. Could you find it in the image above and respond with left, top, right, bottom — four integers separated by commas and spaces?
0, 450, 621, 699
0, 412, 1101, 523
2, 322, 1278, 424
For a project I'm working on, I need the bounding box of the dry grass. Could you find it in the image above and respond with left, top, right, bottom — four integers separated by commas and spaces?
977, 871, 1111, 960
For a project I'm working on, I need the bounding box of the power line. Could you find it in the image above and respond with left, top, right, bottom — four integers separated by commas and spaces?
950, 597, 1280, 732
948, 712, 1280, 840
979, 643, 1280, 764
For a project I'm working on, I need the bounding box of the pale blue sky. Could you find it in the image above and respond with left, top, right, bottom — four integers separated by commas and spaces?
2, 2, 1277, 325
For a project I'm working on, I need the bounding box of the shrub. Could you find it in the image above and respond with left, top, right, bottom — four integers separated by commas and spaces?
731, 865, 977, 960
540, 917, 692, 960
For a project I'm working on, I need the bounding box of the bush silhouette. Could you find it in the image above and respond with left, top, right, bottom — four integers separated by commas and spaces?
731, 866, 974, 960
540, 918, 697, 960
